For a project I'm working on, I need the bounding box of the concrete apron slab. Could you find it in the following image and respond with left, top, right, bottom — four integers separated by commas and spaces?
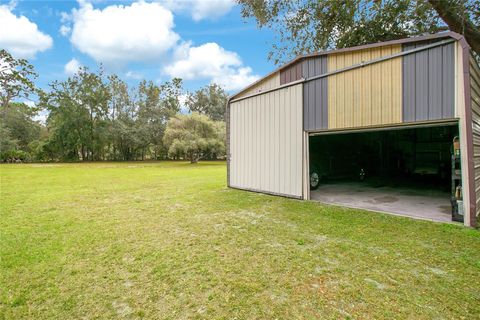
310, 182, 455, 223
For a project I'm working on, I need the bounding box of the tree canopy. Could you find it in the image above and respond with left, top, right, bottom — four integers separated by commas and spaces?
0, 49, 39, 109
186, 83, 228, 121
163, 113, 225, 163
0, 49, 226, 163
238, 0, 480, 64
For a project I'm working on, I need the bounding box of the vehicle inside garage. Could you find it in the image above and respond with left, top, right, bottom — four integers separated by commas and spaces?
308, 123, 462, 222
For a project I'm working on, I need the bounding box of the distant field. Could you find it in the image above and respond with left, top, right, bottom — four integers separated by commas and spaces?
1, 161, 479, 319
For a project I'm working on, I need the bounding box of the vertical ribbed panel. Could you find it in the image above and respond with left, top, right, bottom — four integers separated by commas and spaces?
327, 45, 402, 129
303, 56, 328, 130
280, 61, 303, 85
229, 84, 303, 198
402, 42, 454, 122
469, 55, 480, 220
235, 72, 280, 99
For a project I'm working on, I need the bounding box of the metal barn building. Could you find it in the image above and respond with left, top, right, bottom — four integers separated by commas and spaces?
227, 32, 480, 227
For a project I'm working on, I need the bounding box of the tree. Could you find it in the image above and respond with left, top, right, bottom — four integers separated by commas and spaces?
0, 121, 18, 159
186, 83, 228, 121
0, 102, 41, 149
108, 75, 133, 160
0, 49, 38, 109
42, 67, 110, 161
135, 78, 183, 160
0, 102, 43, 161
238, 0, 480, 64
429, 0, 480, 55
163, 113, 226, 163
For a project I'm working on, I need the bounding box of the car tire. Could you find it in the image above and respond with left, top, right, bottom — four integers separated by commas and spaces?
310, 170, 321, 190
359, 168, 366, 181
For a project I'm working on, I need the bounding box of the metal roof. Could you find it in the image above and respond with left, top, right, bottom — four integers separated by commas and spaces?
230, 31, 465, 100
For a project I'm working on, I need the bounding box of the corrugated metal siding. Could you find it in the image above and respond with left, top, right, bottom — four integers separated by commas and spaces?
226, 100, 230, 186
235, 73, 280, 99
402, 42, 455, 121
280, 61, 303, 85
229, 84, 303, 198
327, 45, 402, 129
303, 56, 328, 130
470, 55, 480, 219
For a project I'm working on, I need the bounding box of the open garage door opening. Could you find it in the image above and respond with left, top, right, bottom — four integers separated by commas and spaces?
308, 123, 462, 223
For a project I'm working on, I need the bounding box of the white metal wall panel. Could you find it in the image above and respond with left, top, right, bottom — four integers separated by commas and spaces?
229, 84, 303, 198
234, 73, 280, 99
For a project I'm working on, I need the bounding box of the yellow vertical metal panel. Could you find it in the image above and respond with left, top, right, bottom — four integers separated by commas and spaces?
339, 54, 346, 128
352, 50, 362, 126
381, 46, 392, 123
327, 45, 402, 129
328, 64, 337, 128
371, 47, 382, 125
229, 84, 303, 197
361, 50, 372, 126
392, 55, 402, 122
344, 52, 354, 127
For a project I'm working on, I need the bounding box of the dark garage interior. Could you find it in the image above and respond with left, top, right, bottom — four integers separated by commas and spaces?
309, 124, 462, 222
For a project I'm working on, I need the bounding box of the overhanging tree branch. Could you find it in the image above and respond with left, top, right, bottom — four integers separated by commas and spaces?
428, 0, 480, 55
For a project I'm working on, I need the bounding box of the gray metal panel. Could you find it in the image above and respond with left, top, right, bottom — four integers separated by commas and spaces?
303, 56, 328, 130
402, 42, 455, 122
280, 61, 302, 85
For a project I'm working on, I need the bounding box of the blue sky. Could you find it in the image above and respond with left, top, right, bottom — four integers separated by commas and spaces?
0, 0, 277, 96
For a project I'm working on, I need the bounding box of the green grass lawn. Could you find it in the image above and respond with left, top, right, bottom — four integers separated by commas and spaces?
1, 162, 479, 319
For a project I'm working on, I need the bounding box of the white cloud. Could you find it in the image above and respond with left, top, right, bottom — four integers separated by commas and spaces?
178, 93, 189, 114
59, 25, 71, 36
24, 100, 35, 108
34, 109, 48, 124
67, 1, 179, 65
23, 100, 47, 123
163, 42, 259, 91
64, 58, 81, 76
212, 66, 259, 92
162, 0, 235, 21
60, 11, 71, 23
125, 71, 143, 80
0, 4, 53, 58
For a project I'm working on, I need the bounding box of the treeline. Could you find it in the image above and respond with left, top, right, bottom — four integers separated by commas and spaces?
0, 49, 228, 163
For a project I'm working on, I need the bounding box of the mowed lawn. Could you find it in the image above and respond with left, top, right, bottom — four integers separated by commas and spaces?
1, 162, 479, 319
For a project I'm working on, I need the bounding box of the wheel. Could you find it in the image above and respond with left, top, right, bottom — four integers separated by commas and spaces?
359, 168, 366, 181
310, 171, 321, 190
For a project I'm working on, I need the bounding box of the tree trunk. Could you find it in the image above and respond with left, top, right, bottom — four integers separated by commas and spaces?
428, 0, 480, 56
90, 108, 94, 161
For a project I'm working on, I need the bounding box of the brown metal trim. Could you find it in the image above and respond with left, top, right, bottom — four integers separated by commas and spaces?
307, 119, 459, 136
458, 39, 477, 227
295, 32, 459, 62
229, 185, 303, 200
230, 32, 462, 100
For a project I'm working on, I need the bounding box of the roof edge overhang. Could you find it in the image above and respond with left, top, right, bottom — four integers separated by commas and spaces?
229, 31, 465, 101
